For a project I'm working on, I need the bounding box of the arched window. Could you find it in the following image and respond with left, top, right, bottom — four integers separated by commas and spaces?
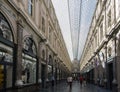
0, 13, 14, 89
22, 36, 37, 84
0, 13, 13, 41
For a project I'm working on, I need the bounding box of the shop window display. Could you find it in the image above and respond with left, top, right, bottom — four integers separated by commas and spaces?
48, 56, 53, 81
0, 43, 13, 88
48, 65, 52, 81
22, 37, 37, 84
22, 54, 36, 84
0, 13, 14, 90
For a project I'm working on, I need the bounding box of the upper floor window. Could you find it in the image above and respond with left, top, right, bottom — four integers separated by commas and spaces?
100, 23, 103, 41
42, 17, 45, 32
94, 33, 97, 47
28, 0, 33, 16
108, 47, 112, 57
107, 10, 111, 27
49, 26, 52, 43
116, 0, 120, 19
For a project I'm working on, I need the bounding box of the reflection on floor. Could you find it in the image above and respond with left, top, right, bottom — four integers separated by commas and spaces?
37, 81, 112, 92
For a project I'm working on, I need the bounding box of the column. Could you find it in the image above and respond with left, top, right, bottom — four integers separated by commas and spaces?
15, 20, 23, 86
104, 43, 108, 88
55, 64, 57, 84
52, 56, 54, 77
58, 62, 60, 82
117, 36, 120, 92
45, 48, 49, 87
112, 36, 118, 92
38, 41, 42, 84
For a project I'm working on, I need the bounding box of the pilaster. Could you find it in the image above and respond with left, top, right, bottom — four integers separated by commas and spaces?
112, 36, 118, 92
15, 19, 23, 86
38, 41, 42, 84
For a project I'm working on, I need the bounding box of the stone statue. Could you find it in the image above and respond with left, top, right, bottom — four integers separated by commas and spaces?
25, 37, 33, 53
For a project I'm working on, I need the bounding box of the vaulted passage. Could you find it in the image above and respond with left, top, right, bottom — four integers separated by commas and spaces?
0, 0, 120, 92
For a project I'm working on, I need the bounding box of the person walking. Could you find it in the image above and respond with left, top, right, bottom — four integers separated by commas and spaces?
67, 76, 73, 89
80, 76, 83, 87
51, 75, 55, 87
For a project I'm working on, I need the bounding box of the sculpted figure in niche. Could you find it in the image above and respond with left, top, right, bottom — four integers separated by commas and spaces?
0, 19, 3, 36
25, 37, 33, 53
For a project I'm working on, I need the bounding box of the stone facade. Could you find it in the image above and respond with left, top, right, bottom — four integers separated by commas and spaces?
80, 0, 120, 92
0, 0, 72, 92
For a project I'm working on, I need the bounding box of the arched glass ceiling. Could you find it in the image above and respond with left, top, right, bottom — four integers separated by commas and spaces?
68, 0, 97, 60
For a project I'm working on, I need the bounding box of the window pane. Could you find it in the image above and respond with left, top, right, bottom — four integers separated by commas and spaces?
28, 0, 32, 15
42, 17, 45, 32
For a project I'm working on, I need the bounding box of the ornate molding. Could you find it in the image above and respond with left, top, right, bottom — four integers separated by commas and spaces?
0, 1, 16, 19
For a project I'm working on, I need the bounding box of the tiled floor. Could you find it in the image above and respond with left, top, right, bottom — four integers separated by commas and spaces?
37, 81, 112, 92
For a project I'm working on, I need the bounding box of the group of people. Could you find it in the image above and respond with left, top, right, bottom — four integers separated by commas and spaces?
50, 75, 87, 88
79, 76, 86, 87
67, 76, 87, 88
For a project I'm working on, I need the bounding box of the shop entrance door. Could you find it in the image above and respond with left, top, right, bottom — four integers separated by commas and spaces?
41, 64, 46, 88
0, 64, 5, 91
108, 63, 113, 90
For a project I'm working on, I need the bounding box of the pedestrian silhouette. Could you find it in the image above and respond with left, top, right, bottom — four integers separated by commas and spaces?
67, 76, 73, 89
80, 76, 83, 87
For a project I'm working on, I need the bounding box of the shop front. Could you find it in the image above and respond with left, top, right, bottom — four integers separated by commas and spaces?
0, 12, 14, 91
